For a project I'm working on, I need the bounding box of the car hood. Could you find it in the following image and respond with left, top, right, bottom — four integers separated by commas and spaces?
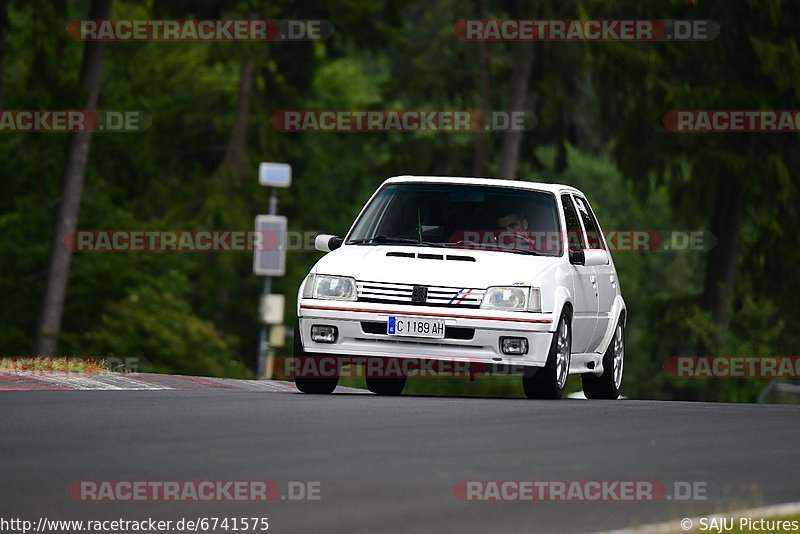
312, 245, 561, 288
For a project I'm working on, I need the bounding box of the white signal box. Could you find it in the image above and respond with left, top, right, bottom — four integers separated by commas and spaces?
259, 163, 292, 188
260, 294, 285, 325
253, 215, 288, 276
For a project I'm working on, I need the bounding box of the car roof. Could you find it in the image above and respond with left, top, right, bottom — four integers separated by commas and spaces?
383, 175, 584, 196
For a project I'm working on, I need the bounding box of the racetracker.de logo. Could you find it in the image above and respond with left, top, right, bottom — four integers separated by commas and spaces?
284, 356, 482, 379
664, 356, 800, 378
664, 110, 800, 132
453, 19, 719, 41
270, 110, 536, 132
450, 229, 714, 253
67, 19, 333, 41
67, 480, 321, 502
64, 230, 279, 252
0, 110, 149, 132
453, 480, 708, 502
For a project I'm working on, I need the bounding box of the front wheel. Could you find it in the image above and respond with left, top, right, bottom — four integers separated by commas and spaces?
365, 358, 406, 395
295, 374, 339, 394
366, 376, 406, 396
522, 310, 571, 399
293, 325, 339, 394
582, 318, 624, 400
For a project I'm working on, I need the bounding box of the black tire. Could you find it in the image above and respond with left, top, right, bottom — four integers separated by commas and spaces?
365, 376, 406, 396
522, 310, 571, 399
582, 317, 624, 400
365, 357, 406, 395
293, 325, 339, 394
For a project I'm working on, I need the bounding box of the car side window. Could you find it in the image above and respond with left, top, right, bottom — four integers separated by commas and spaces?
573, 196, 604, 250
560, 194, 585, 252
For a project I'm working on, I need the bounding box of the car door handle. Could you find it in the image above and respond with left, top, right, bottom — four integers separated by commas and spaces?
610, 275, 616, 288
590, 275, 597, 285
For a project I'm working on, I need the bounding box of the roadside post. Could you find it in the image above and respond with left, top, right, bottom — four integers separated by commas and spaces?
254, 163, 291, 379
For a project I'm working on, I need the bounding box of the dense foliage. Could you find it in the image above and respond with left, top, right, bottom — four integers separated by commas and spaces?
2, 0, 797, 401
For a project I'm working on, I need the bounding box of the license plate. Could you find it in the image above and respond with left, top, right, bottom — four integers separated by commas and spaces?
387, 316, 445, 338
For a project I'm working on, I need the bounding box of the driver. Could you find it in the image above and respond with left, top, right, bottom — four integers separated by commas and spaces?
496, 212, 535, 251
497, 212, 528, 233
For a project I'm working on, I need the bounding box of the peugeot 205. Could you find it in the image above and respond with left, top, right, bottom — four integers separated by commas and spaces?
294, 176, 626, 399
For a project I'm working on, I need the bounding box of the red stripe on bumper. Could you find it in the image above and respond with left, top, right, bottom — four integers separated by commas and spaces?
299, 304, 552, 324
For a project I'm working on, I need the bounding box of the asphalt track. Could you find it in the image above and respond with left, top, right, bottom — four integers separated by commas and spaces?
1, 383, 799, 533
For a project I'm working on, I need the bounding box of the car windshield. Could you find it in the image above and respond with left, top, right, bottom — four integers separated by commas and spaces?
347, 182, 563, 256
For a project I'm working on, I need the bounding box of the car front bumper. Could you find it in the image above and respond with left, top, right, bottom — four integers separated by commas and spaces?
297, 300, 555, 368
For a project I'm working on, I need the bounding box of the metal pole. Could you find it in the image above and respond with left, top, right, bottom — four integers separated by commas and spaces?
257, 189, 279, 379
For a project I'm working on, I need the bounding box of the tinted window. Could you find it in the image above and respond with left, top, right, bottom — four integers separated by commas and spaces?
348, 183, 563, 256
573, 196, 604, 250
561, 194, 585, 252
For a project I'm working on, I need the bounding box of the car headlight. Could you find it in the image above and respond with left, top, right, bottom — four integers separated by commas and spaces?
307, 274, 357, 301
301, 274, 316, 298
481, 286, 541, 312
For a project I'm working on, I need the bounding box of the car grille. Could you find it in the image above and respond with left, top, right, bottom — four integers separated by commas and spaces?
356, 280, 485, 308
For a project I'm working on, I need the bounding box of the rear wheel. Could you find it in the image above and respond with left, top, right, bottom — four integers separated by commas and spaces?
522, 310, 571, 399
582, 317, 624, 400
293, 325, 339, 394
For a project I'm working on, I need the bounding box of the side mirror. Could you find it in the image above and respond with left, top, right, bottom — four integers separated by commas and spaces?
568, 249, 585, 265
315, 234, 344, 252
583, 249, 610, 267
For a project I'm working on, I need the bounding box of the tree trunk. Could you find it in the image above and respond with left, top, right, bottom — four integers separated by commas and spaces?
35, 0, 111, 355
497, 40, 534, 179
699, 178, 744, 348
0, 0, 8, 107
471, 0, 490, 177
215, 47, 255, 182
497, 0, 541, 179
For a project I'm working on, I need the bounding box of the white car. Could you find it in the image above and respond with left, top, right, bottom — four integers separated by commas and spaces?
295, 176, 626, 399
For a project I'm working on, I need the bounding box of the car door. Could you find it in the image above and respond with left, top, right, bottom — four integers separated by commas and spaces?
573, 194, 615, 353
560, 193, 598, 354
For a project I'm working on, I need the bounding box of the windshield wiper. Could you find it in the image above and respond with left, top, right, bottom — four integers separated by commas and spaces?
498, 246, 541, 256
349, 235, 540, 254
446, 240, 541, 256
348, 235, 446, 247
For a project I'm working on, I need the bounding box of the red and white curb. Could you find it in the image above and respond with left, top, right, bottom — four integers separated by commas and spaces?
0, 371, 366, 393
